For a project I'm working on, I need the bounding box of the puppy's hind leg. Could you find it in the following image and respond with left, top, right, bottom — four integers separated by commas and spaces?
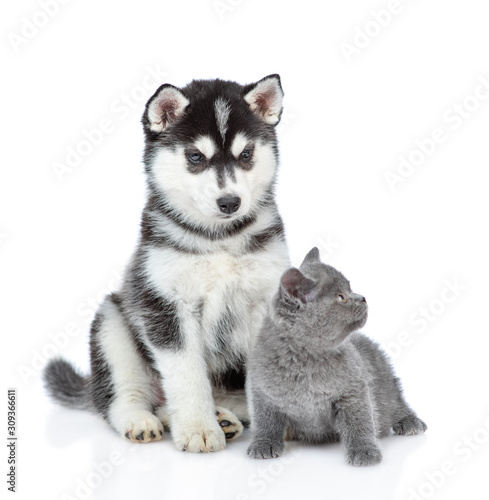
91, 295, 163, 443
212, 390, 248, 441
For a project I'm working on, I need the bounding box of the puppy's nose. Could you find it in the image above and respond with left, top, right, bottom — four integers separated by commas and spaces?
217, 196, 241, 214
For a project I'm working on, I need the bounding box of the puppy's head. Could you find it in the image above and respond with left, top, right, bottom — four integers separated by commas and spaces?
141, 75, 284, 230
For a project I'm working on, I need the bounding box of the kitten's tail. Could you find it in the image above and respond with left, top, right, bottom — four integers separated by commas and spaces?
43, 358, 92, 411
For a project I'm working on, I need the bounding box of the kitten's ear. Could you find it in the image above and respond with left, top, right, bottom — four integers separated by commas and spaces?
243, 74, 284, 125
280, 268, 318, 304
301, 247, 321, 267
142, 84, 190, 134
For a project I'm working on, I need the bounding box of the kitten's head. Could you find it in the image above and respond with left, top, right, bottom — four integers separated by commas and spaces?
275, 247, 368, 347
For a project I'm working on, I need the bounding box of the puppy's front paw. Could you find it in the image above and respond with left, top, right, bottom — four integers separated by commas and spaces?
118, 410, 164, 443
393, 415, 427, 435
347, 445, 382, 466
247, 440, 283, 459
173, 425, 226, 453
216, 406, 243, 441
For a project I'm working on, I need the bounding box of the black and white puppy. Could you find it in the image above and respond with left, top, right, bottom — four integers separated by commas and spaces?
44, 75, 290, 452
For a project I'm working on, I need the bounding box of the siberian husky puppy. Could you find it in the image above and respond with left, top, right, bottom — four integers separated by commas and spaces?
44, 75, 290, 452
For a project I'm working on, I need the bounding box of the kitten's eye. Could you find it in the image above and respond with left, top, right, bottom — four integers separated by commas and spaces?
337, 294, 347, 303
188, 152, 204, 163
240, 148, 252, 161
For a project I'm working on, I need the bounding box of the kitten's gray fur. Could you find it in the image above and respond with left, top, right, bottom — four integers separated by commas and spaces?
246, 247, 427, 465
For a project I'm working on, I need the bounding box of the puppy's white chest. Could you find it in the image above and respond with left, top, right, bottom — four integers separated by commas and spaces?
147, 249, 263, 299
145, 247, 286, 361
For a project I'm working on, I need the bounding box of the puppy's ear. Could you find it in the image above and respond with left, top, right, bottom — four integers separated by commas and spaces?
143, 84, 189, 133
244, 74, 284, 125
280, 268, 318, 304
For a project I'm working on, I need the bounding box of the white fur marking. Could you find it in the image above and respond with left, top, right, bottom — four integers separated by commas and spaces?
194, 136, 216, 159
214, 97, 231, 143
230, 132, 249, 158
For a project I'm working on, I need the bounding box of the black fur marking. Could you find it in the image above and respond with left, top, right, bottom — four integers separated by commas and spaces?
144, 191, 258, 243
212, 305, 238, 354
89, 312, 115, 418
140, 288, 183, 350
160, 198, 256, 240
140, 207, 200, 254
127, 319, 159, 369
212, 363, 246, 391
214, 157, 238, 189
247, 218, 285, 252
110, 292, 123, 307
120, 255, 184, 352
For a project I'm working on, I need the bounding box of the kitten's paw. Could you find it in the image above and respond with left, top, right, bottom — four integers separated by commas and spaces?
347, 446, 382, 466
173, 424, 226, 453
117, 410, 164, 443
393, 415, 427, 435
216, 406, 243, 441
247, 440, 283, 459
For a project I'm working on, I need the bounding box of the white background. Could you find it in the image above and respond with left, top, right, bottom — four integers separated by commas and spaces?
2, 1, 489, 499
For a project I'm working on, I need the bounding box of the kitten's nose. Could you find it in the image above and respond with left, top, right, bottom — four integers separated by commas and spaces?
352, 293, 366, 303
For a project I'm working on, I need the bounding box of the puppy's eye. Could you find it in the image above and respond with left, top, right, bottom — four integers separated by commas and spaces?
337, 294, 347, 303
188, 152, 204, 163
240, 149, 252, 160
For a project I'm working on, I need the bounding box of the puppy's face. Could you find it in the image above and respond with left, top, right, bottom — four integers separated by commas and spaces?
142, 76, 284, 229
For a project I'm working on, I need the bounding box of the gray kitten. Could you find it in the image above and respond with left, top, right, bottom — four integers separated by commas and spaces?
246, 247, 427, 465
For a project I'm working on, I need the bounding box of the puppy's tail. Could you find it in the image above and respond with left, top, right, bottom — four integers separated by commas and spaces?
43, 358, 92, 411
